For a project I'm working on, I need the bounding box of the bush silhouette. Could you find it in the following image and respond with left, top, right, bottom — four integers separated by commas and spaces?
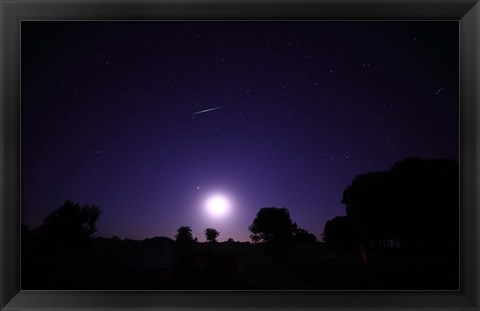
292, 222, 317, 244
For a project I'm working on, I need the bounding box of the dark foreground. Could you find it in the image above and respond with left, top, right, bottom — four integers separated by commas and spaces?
22, 236, 458, 290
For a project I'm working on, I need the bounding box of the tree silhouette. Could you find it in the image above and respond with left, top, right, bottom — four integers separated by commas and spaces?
342, 157, 459, 252
175, 226, 193, 244
250, 234, 260, 244
175, 226, 193, 267
204, 228, 220, 243
41, 200, 101, 247
322, 216, 355, 247
249, 207, 295, 244
342, 170, 389, 241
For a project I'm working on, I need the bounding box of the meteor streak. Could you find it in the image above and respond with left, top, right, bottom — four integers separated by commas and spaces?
191, 106, 225, 115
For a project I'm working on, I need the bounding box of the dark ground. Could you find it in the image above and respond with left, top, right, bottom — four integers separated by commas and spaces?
21, 234, 458, 290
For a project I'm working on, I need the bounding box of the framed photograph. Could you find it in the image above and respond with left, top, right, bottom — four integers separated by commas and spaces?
1, 0, 479, 310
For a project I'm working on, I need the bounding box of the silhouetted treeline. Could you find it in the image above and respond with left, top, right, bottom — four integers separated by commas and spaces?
323, 157, 458, 254
21, 157, 459, 290
321, 157, 459, 289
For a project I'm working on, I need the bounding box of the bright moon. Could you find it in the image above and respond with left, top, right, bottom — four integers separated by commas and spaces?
205, 194, 231, 218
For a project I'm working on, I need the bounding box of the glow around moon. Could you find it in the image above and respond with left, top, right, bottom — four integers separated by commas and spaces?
205, 194, 231, 218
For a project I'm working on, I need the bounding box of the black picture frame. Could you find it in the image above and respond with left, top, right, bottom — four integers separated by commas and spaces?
1, 0, 479, 310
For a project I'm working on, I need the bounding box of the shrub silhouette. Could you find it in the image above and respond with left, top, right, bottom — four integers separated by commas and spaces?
292, 222, 317, 244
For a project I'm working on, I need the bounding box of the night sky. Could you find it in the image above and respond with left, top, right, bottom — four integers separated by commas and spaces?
21, 21, 459, 242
